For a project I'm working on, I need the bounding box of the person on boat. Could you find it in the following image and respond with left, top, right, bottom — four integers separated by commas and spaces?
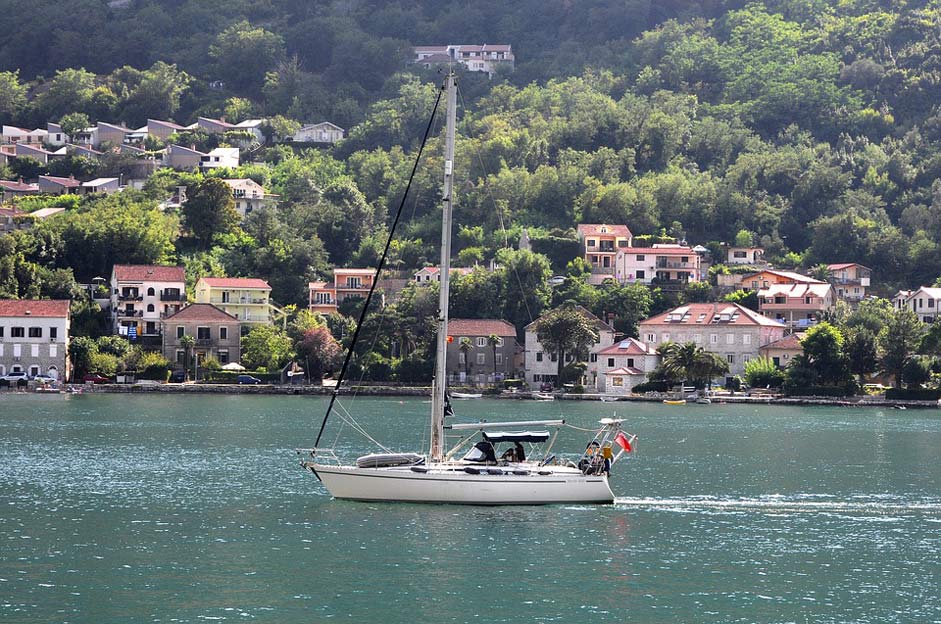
500, 442, 526, 463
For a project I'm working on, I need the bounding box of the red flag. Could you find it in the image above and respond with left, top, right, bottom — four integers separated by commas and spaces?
614, 431, 633, 453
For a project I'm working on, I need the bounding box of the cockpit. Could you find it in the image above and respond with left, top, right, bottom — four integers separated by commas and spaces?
462, 430, 550, 464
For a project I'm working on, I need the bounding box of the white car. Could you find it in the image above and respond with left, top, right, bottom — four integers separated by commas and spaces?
1, 371, 28, 382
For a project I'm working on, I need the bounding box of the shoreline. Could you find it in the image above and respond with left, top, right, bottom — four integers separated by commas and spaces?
9, 382, 937, 409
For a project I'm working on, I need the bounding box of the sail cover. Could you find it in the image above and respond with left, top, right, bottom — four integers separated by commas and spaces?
482, 431, 550, 443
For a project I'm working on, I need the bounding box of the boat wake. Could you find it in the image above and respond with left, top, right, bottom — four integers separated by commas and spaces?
614, 495, 941, 515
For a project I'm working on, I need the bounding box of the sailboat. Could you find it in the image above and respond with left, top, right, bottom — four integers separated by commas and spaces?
299, 73, 634, 505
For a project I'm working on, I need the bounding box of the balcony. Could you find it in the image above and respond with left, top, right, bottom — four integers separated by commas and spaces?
195, 338, 213, 346
118, 294, 143, 301
160, 292, 184, 301
210, 297, 268, 305
656, 261, 696, 269
760, 300, 827, 311
117, 309, 143, 318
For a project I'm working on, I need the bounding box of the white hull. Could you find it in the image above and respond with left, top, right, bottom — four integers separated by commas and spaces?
309, 462, 614, 505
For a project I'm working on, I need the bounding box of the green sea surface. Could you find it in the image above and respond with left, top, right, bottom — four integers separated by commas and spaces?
1, 394, 938, 623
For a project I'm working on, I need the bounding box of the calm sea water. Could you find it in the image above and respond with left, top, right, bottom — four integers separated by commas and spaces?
0, 394, 938, 623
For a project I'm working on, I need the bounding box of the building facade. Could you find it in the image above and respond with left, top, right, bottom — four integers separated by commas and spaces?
524, 304, 616, 390
826, 263, 871, 302
756, 283, 835, 330
0, 299, 70, 380
161, 303, 241, 367
893, 287, 941, 323
614, 245, 701, 287
596, 337, 658, 394
110, 265, 186, 340
576, 224, 633, 284
195, 277, 273, 324
446, 319, 517, 385
308, 269, 377, 315
638, 303, 786, 379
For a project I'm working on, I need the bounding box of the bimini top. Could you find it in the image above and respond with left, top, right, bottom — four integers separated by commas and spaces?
482, 431, 550, 444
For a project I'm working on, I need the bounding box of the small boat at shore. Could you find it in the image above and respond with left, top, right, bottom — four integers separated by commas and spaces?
451, 392, 483, 399
532, 392, 554, 401
663, 399, 686, 405
695, 398, 711, 404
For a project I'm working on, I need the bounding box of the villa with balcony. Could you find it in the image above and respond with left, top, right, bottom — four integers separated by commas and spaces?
576, 224, 632, 285
161, 303, 241, 368
110, 264, 186, 341
614, 245, 701, 289
308, 269, 377, 315
194, 277, 273, 324
825, 263, 871, 302
757, 282, 835, 330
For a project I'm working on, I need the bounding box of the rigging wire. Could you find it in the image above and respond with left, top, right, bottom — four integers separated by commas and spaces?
313, 80, 446, 451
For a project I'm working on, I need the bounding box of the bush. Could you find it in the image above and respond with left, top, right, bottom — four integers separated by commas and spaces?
632, 380, 670, 393
744, 357, 785, 388
783, 382, 859, 397
885, 388, 941, 401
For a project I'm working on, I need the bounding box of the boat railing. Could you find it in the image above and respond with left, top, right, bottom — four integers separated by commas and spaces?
296, 447, 340, 465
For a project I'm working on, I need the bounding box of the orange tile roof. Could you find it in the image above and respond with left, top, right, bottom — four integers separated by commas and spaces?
640, 303, 784, 327
577, 223, 632, 238
0, 299, 70, 317
163, 303, 239, 322
113, 265, 185, 282
448, 319, 516, 337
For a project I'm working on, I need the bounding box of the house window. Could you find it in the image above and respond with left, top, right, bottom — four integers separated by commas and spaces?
536, 352, 543, 362
50, 327, 57, 339
930, 299, 936, 308
607, 357, 615, 367
693, 334, 701, 343
49, 344, 57, 357
147, 304, 155, 312
612, 376, 623, 387
496, 337, 504, 347
743, 334, 751, 345
476, 337, 487, 347
589, 353, 597, 363
743, 355, 751, 363
0, 327, 4, 337
218, 350, 229, 364
197, 327, 210, 340
710, 334, 718, 344
28, 327, 42, 338
176, 350, 185, 363
550, 353, 557, 362
646, 334, 655, 342
726, 333, 734, 345
220, 327, 228, 340
459, 353, 466, 365
147, 287, 155, 296
636, 270, 645, 280
176, 326, 185, 339
476, 353, 485, 365
495, 353, 503, 365
11, 327, 24, 338
587, 239, 596, 247
627, 358, 635, 367
636, 255, 645, 261
727, 354, 735, 363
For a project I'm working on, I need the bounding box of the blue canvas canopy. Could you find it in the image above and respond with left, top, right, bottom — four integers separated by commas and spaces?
482, 431, 550, 443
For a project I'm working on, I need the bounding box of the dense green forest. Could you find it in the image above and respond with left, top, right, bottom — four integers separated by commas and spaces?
4, 0, 941, 307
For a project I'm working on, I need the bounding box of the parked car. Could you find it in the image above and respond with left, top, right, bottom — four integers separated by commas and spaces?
169, 370, 186, 383
1, 371, 28, 383
32, 373, 55, 384
237, 374, 262, 385
539, 382, 554, 392
82, 372, 110, 384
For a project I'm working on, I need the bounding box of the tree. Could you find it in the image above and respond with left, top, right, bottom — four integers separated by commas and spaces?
295, 325, 342, 382
801, 322, 852, 386
744, 356, 785, 388
459, 337, 472, 380
843, 328, 878, 386
241, 325, 294, 372
179, 334, 195, 381
209, 20, 285, 94
658, 341, 730, 388
0, 71, 27, 120
879, 309, 926, 388
183, 178, 240, 248
533, 303, 600, 382
58, 112, 90, 143
487, 334, 500, 383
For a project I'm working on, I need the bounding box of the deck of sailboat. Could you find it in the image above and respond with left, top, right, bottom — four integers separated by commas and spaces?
307, 461, 615, 505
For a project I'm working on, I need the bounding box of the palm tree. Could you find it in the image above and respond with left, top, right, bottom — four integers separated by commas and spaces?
459, 337, 472, 382
659, 341, 729, 388
179, 334, 195, 381
487, 334, 500, 385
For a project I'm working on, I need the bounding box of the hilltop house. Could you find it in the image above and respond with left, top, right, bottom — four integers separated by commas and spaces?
110, 264, 186, 340
291, 122, 345, 144
0, 299, 70, 381
756, 282, 835, 329
413, 266, 473, 284
825, 263, 871, 302
37, 175, 81, 195
524, 304, 616, 391
0, 179, 39, 203
222, 178, 276, 218
614, 244, 701, 287
446, 319, 517, 385
2, 125, 47, 145
638, 303, 786, 380
576, 224, 633, 284
726, 246, 766, 265
147, 119, 187, 142
414, 44, 515, 74
308, 269, 377, 315
893, 287, 941, 323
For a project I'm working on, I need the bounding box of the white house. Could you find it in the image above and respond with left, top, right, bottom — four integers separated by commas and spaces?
111, 264, 186, 340
596, 337, 659, 395
81, 178, 121, 195
222, 178, 275, 218
291, 122, 345, 144
0, 299, 70, 380
2, 125, 47, 145
414, 44, 515, 74
200, 147, 239, 169
893, 287, 941, 323
615, 244, 701, 286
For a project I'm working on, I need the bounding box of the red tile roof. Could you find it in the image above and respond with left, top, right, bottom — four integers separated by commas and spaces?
604, 367, 644, 376
597, 337, 652, 356
0, 207, 27, 217
199, 277, 271, 289
640, 303, 785, 327
163, 303, 239, 323
0, 299, 70, 317
448, 319, 516, 337
760, 333, 804, 351
113, 265, 185, 282
38, 175, 81, 188
0, 180, 38, 192
826, 263, 870, 271
620, 246, 695, 255
577, 224, 632, 238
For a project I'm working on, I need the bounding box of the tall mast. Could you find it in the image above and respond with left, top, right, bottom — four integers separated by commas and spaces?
430, 73, 457, 461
